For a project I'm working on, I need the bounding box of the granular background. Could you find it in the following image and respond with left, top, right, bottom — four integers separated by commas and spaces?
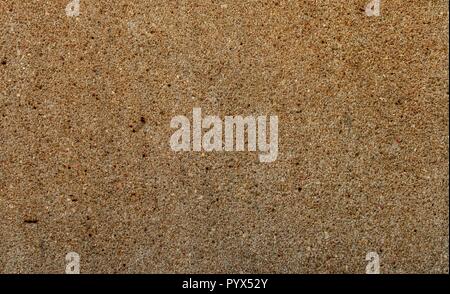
0, 0, 448, 273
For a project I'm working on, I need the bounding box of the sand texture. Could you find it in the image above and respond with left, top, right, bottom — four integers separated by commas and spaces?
0, 0, 448, 273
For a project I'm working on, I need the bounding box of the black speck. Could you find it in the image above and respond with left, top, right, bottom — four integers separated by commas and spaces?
24, 219, 38, 224
297, 187, 302, 192
1, 59, 6, 65
140, 116, 146, 123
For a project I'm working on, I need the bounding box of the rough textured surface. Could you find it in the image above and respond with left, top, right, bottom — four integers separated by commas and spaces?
0, 0, 448, 273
